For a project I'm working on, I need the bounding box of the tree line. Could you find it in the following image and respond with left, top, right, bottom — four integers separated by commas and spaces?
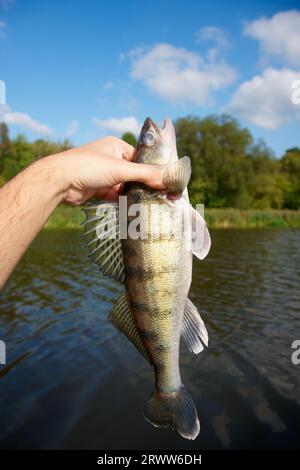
1, 115, 300, 209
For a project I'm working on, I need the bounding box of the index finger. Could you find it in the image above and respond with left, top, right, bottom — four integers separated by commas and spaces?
120, 140, 136, 162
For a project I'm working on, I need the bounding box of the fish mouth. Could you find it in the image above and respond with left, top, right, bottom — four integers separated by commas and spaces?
161, 117, 174, 137
142, 116, 158, 132
161, 117, 177, 160
139, 116, 178, 162
142, 117, 175, 136
142, 116, 174, 137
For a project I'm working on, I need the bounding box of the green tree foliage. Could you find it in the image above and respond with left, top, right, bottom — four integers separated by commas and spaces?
3, 134, 33, 180
0, 118, 299, 210
31, 138, 72, 161
280, 147, 300, 209
121, 132, 137, 147
175, 115, 289, 209
0, 124, 72, 184
0, 123, 12, 177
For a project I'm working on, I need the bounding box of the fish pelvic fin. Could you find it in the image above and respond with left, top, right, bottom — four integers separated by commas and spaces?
144, 385, 200, 440
162, 156, 191, 193
109, 291, 152, 364
190, 207, 211, 260
182, 298, 208, 354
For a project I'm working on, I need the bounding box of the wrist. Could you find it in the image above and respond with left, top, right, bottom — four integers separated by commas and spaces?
31, 153, 70, 203
21, 154, 68, 207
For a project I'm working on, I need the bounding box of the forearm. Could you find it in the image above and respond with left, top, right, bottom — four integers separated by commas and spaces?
0, 136, 164, 290
0, 155, 67, 290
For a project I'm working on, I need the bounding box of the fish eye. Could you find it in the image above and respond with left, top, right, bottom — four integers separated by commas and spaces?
143, 131, 155, 146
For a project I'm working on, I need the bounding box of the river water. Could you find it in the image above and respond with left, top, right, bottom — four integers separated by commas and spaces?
0, 228, 299, 449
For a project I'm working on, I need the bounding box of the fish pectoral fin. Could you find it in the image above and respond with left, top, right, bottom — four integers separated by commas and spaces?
190, 207, 211, 260
162, 156, 191, 193
82, 201, 125, 283
109, 292, 152, 364
181, 298, 208, 354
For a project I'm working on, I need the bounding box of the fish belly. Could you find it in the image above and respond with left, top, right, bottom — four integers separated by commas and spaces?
122, 191, 192, 393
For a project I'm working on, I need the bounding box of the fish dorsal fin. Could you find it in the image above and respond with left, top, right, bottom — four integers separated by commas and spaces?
109, 292, 151, 364
190, 207, 211, 260
162, 156, 191, 193
181, 298, 208, 354
83, 202, 125, 282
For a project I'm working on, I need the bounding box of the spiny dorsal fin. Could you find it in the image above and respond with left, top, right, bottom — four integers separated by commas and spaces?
181, 298, 208, 354
83, 201, 125, 283
162, 156, 191, 193
109, 291, 151, 364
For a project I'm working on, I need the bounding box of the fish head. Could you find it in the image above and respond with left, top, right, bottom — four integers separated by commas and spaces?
135, 117, 178, 166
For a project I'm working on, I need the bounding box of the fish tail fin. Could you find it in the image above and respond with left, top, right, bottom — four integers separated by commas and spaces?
144, 385, 200, 440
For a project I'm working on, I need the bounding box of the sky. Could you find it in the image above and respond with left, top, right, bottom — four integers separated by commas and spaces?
0, 0, 300, 157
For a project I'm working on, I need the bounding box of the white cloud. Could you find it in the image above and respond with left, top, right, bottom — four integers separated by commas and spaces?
92, 116, 140, 135
195, 26, 228, 49
195, 26, 228, 62
64, 120, 79, 138
0, 19, 6, 38
0, 105, 53, 135
129, 43, 236, 105
103, 81, 113, 91
227, 68, 300, 129
244, 10, 300, 67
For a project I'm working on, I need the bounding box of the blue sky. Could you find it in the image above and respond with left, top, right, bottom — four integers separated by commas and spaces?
0, 0, 300, 156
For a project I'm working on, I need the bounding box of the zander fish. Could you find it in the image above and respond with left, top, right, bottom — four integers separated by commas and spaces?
83, 117, 211, 440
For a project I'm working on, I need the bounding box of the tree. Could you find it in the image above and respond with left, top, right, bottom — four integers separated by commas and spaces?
175, 115, 252, 207
280, 147, 300, 209
1, 120, 298, 210
0, 122, 12, 176
2, 134, 33, 180
121, 132, 137, 147
31, 138, 72, 161
247, 140, 283, 209
175, 114, 280, 209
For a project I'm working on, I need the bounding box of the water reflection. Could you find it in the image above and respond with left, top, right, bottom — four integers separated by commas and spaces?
0, 228, 299, 449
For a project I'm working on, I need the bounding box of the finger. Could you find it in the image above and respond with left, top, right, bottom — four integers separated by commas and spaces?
120, 141, 136, 162
112, 182, 124, 194
94, 187, 119, 202
116, 160, 165, 190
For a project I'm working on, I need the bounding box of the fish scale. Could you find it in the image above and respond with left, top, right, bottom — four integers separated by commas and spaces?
122, 185, 190, 394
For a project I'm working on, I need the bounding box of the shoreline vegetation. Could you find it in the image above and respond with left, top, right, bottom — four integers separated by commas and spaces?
45, 205, 300, 229
1, 114, 300, 229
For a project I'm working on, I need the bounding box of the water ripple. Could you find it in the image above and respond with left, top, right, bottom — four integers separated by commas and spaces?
0, 228, 299, 449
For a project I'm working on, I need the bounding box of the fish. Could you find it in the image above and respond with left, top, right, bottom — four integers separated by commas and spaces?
83, 117, 211, 440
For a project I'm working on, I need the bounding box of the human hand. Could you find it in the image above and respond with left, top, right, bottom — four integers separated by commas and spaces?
0, 135, 166, 288
53, 136, 165, 205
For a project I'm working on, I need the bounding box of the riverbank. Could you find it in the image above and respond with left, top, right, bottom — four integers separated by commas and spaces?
204, 208, 300, 228
45, 205, 300, 229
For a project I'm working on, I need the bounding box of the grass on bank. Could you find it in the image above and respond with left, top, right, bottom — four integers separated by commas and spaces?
204, 208, 300, 228
45, 204, 300, 229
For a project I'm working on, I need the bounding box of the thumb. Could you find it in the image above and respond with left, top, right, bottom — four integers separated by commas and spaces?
116, 159, 165, 190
